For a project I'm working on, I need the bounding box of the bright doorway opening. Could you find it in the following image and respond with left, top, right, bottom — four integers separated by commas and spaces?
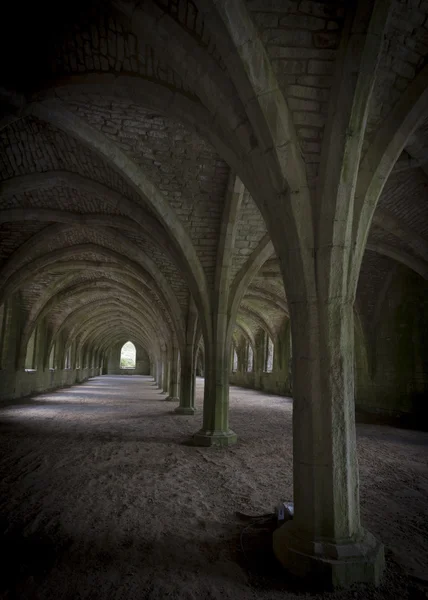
120, 341, 136, 369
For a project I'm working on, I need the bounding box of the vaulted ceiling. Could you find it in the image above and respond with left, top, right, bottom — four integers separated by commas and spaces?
1, 0, 427, 363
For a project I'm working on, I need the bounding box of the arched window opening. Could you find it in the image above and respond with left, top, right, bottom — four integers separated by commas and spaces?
232, 348, 238, 373
25, 328, 37, 371
120, 341, 136, 369
49, 344, 55, 370
247, 343, 253, 372
64, 347, 71, 369
265, 335, 274, 373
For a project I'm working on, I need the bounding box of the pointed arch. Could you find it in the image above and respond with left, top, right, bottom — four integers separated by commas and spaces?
120, 341, 136, 369
29, 98, 212, 346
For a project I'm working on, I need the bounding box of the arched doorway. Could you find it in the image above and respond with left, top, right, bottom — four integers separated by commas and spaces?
120, 341, 136, 370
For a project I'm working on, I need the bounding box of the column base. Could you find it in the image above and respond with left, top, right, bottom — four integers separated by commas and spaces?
165, 396, 179, 402
193, 429, 237, 447
273, 521, 384, 589
174, 406, 196, 415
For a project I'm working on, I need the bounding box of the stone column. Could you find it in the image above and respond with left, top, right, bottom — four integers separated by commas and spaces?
273, 299, 384, 587
192, 173, 243, 447
54, 340, 64, 371
175, 300, 197, 415
162, 351, 169, 394
35, 320, 47, 372
156, 358, 163, 389
0, 295, 21, 398
193, 323, 237, 447
166, 345, 180, 401
237, 342, 246, 374
175, 345, 196, 415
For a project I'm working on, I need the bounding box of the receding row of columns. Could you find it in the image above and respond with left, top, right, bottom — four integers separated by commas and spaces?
2, 292, 386, 590
152, 343, 196, 415
148, 299, 384, 589
0, 297, 103, 374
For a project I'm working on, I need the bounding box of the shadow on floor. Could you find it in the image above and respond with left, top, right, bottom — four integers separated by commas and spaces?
356, 409, 428, 433
0, 515, 424, 600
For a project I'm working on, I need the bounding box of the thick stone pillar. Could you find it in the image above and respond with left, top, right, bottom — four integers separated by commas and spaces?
175, 346, 195, 415
0, 295, 21, 398
162, 351, 169, 394
54, 337, 64, 371
237, 342, 246, 374
35, 320, 47, 372
273, 299, 384, 587
193, 329, 237, 447
156, 359, 163, 389
166, 346, 179, 401
192, 173, 243, 446
175, 300, 197, 415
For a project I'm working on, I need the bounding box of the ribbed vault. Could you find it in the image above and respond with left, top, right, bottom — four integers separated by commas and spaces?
1, 1, 428, 587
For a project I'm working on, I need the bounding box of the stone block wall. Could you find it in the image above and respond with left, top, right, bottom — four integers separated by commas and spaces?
0, 367, 102, 402
230, 370, 292, 396
230, 320, 293, 396
230, 278, 428, 424
0, 297, 103, 402
356, 267, 428, 421
107, 342, 150, 375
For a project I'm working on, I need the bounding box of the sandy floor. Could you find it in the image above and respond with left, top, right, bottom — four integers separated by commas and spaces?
0, 376, 427, 600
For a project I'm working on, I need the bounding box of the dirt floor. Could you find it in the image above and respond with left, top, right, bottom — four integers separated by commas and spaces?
0, 375, 427, 600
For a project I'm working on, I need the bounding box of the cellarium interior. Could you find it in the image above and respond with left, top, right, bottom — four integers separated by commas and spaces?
0, 0, 428, 598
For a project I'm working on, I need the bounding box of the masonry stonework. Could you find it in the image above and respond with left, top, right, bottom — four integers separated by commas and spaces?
0, 0, 427, 591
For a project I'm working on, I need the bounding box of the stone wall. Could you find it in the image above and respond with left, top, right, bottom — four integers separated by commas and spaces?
0, 367, 101, 402
356, 267, 428, 422
230, 283, 428, 424
230, 320, 292, 396
230, 370, 292, 396
0, 296, 103, 401
107, 342, 150, 375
